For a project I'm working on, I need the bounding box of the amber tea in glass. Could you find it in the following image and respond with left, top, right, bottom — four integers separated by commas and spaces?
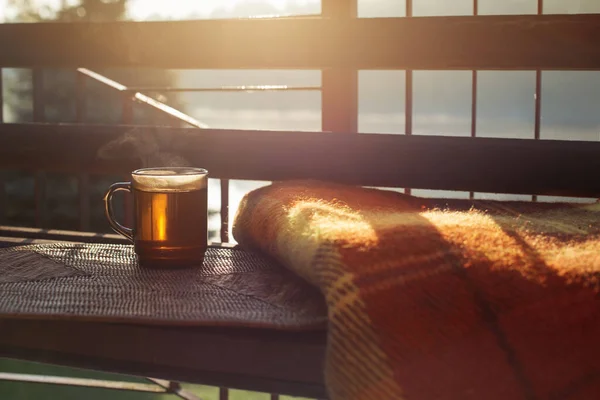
104, 167, 208, 268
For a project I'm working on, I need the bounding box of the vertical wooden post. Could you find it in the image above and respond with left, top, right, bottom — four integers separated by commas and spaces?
321, 0, 358, 134
32, 69, 47, 228
76, 71, 91, 231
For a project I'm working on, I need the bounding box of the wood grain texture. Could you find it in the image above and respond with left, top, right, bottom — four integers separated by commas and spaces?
0, 15, 600, 70
1, 123, 599, 197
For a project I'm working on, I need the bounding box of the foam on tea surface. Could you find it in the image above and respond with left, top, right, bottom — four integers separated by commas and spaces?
132, 167, 207, 193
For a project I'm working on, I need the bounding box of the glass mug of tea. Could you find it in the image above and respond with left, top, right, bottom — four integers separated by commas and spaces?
104, 167, 208, 268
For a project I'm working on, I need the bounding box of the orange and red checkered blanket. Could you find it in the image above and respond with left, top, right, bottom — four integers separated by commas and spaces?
233, 180, 600, 400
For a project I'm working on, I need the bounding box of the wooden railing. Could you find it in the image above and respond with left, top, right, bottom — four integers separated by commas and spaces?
1, 6, 600, 238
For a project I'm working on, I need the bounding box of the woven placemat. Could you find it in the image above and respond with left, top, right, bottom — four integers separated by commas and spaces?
0, 243, 327, 330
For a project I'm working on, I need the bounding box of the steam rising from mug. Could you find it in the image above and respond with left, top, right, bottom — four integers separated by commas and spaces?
97, 127, 191, 168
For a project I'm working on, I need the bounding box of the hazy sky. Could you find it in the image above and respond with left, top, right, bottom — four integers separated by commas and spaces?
0, 0, 319, 21
128, 0, 318, 19
1, 0, 600, 21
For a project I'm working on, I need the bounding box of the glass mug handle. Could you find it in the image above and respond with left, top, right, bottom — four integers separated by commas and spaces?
103, 182, 134, 242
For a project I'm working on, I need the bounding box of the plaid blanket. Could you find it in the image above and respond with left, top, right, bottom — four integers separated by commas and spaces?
232, 180, 600, 400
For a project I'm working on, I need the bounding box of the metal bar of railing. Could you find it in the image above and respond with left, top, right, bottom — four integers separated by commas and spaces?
32, 69, 45, 123
534, 71, 542, 141
34, 172, 47, 228
78, 172, 91, 231
220, 179, 230, 243
32, 68, 47, 228
404, 0, 413, 196
533, 0, 543, 202
404, 71, 413, 137
404, 0, 413, 137
121, 90, 134, 228
122, 85, 322, 93
0, 67, 3, 123
76, 71, 91, 231
470, 0, 478, 200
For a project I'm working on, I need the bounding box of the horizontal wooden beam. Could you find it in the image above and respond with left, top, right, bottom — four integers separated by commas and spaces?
1, 15, 600, 70
1, 123, 599, 197
0, 226, 128, 245
0, 319, 327, 398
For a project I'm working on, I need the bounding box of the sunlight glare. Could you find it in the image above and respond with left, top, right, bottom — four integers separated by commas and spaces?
127, 0, 318, 21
